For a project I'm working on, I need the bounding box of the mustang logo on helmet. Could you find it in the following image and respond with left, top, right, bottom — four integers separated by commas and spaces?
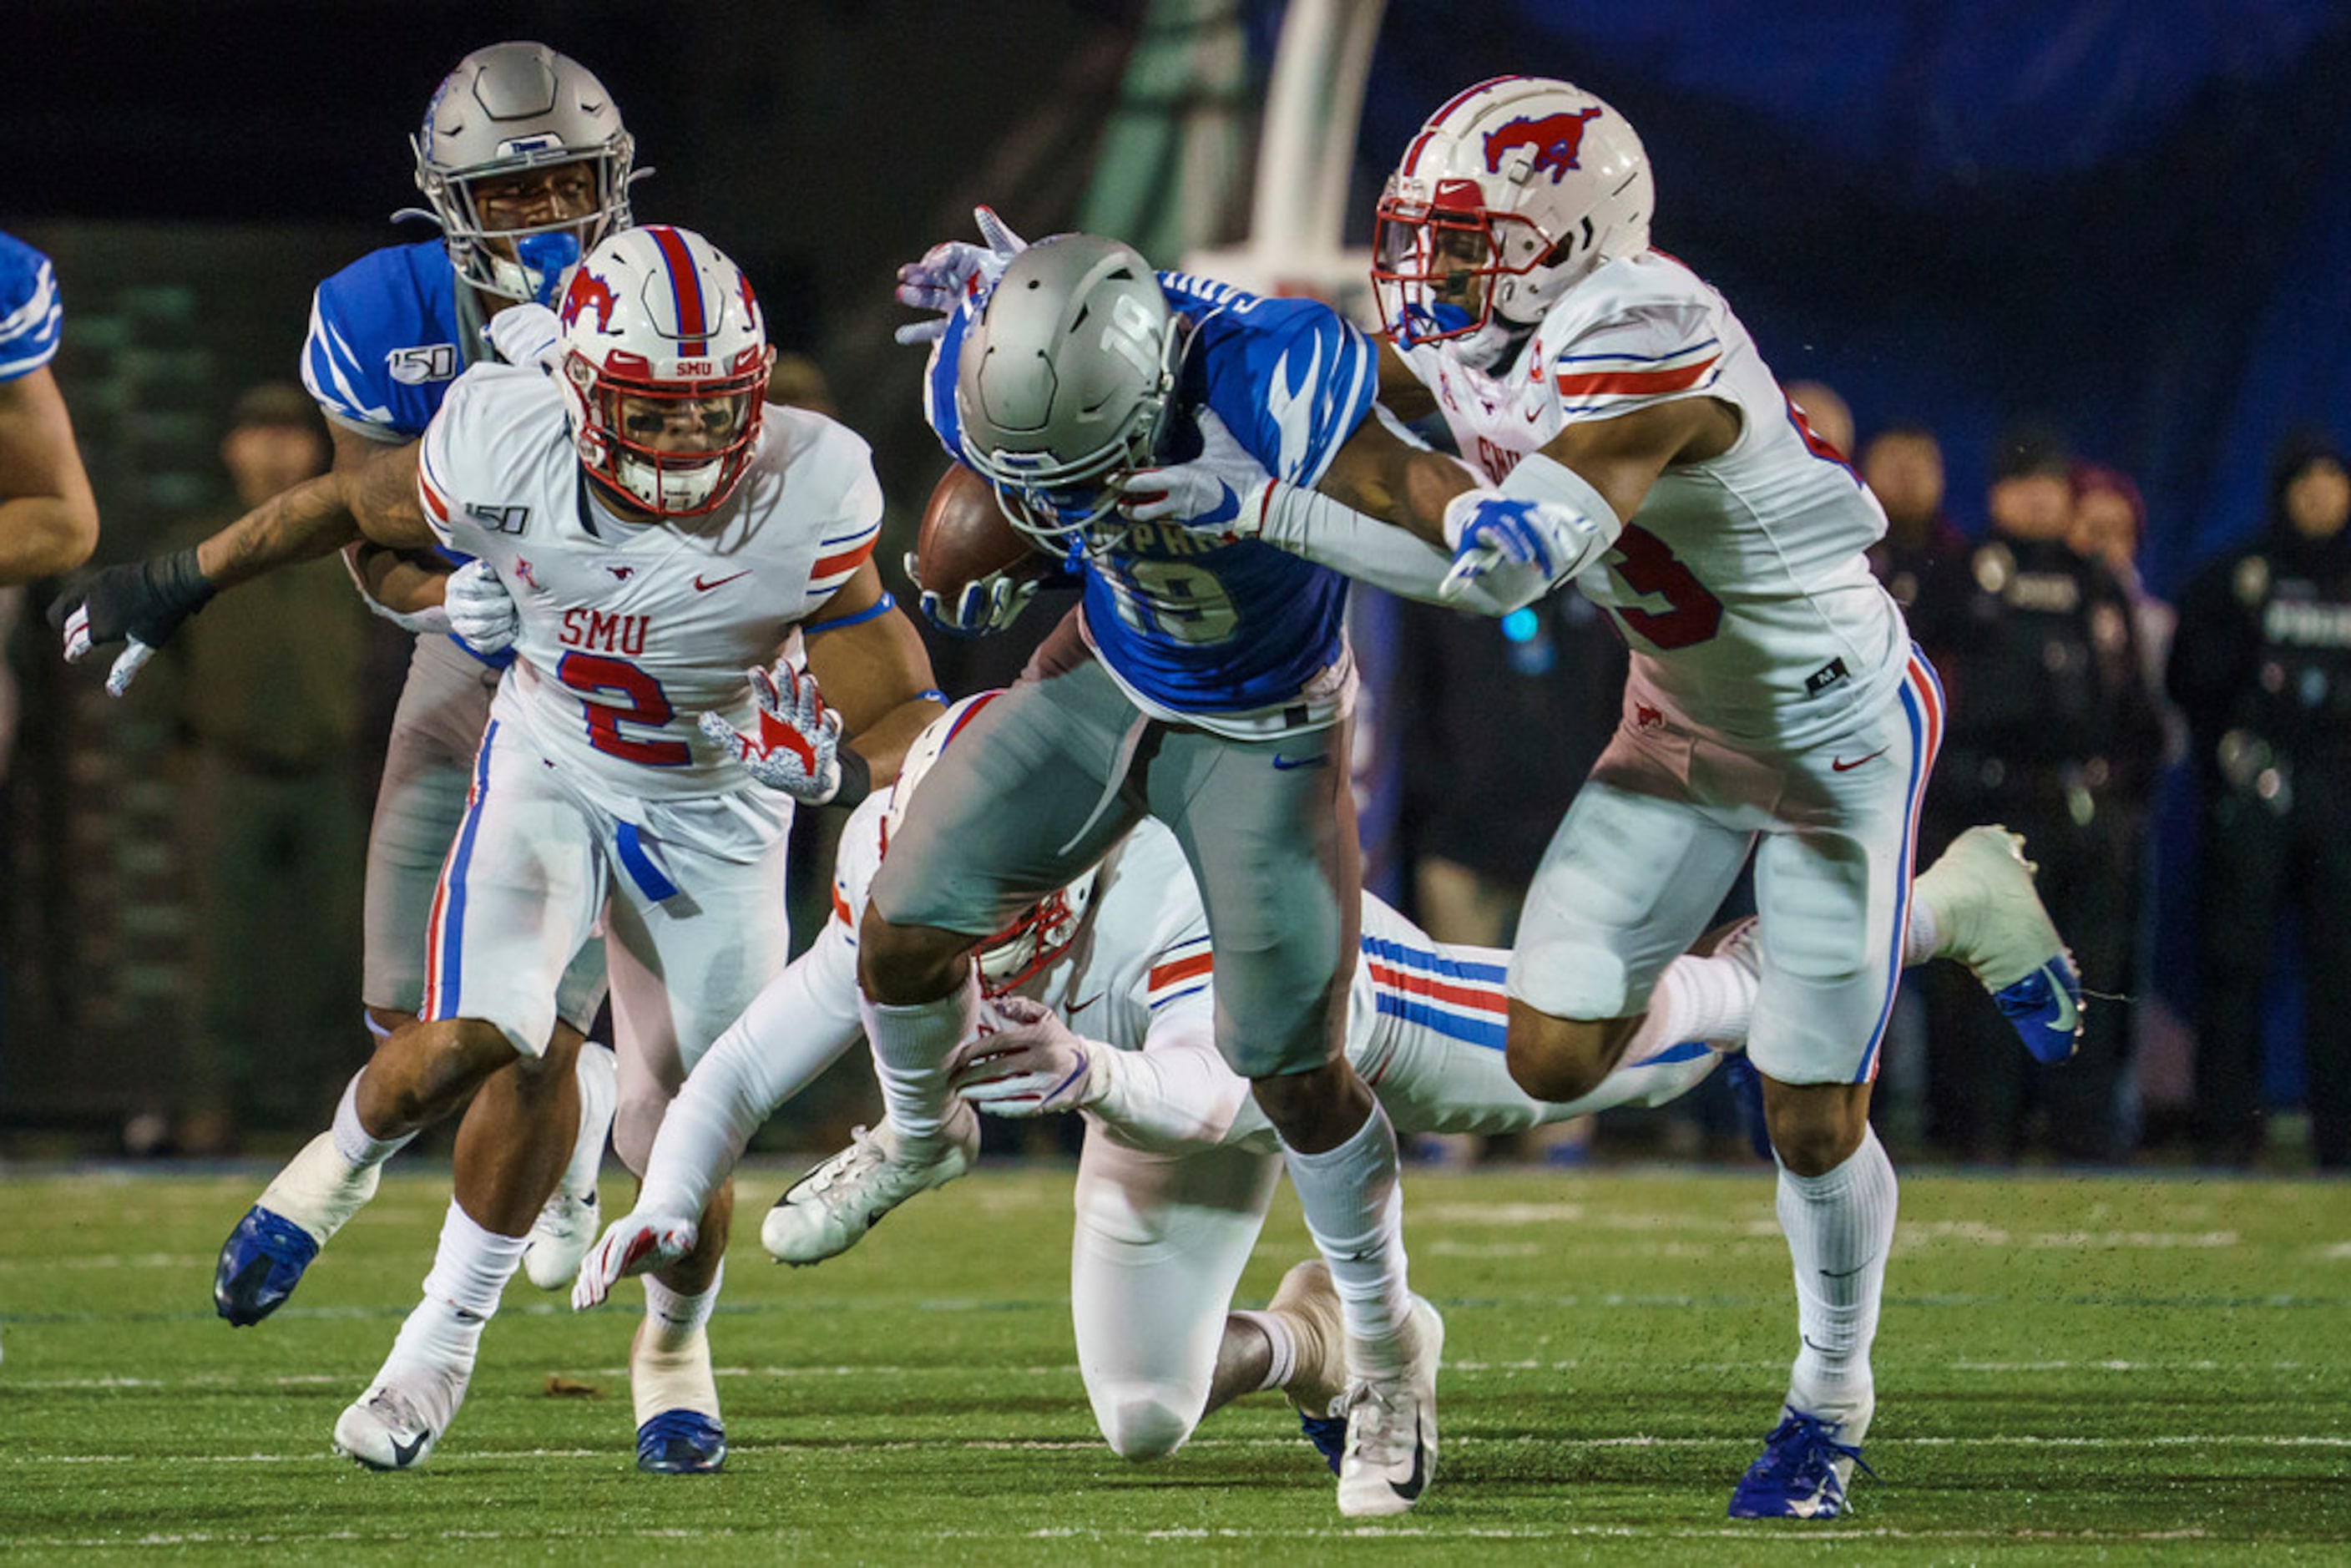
1483, 108, 1604, 184
561, 267, 619, 333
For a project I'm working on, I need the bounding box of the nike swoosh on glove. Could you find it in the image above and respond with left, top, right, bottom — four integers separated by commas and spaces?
1117, 409, 1272, 544
947, 996, 1105, 1117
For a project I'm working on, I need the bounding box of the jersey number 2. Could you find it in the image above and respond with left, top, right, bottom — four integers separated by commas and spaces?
1605, 524, 1723, 650
557, 651, 690, 766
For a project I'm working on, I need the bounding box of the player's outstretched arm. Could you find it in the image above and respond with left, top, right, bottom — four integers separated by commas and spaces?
0, 367, 99, 586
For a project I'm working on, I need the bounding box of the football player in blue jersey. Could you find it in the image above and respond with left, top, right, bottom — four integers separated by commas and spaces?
760, 224, 1522, 1520
0, 230, 99, 585
47, 38, 653, 1433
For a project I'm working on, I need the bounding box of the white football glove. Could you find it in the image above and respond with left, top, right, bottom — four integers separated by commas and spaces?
571, 1211, 700, 1312
699, 656, 853, 804
487, 301, 564, 373
905, 550, 1040, 638
1118, 409, 1271, 544
948, 996, 1105, 1118
443, 559, 519, 653
1438, 491, 1604, 607
892, 205, 1029, 346
339, 548, 452, 637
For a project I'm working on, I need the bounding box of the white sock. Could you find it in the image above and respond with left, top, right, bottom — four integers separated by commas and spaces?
633, 1264, 724, 1424
383, 1201, 527, 1382
1282, 1104, 1411, 1379
560, 1044, 616, 1199
1903, 899, 1941, 968
859, 974, 978, 1146
1641, 952, 1754, 1048
641, 1263, 723, 1353
330, 1070, 418, 1171
1777, 1126, 1897, 1442
1228, 1310, 1297, 1394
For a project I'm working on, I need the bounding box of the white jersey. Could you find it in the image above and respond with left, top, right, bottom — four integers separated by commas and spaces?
1401, 250, 1908, 750
420, 363, 883, 824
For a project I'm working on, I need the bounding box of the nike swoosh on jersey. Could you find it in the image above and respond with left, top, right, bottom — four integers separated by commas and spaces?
694, 570, 752, 592
1272, 752, 1329, 771
1830, 747, 1888, 771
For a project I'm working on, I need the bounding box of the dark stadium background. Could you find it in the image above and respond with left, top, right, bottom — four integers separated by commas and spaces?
4, 0, 2348, 1145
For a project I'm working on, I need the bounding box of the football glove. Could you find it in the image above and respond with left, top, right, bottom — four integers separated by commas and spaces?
948, 997, 1105, 1118
487, 301, 564, 373
699, 657, 870, 806
443, 559, 518, 653
1438, 491, 1605, 607
892, 205, 1029, 346
905, 550, 1040, 638
571, 1211, 700, 1312
51, 547, 216, 696
1118, 409, 1271, 544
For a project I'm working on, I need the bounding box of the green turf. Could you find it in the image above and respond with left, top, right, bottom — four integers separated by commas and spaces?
2, 1161, 2347, 1562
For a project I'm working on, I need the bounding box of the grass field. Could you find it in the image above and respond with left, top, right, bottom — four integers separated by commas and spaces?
2, 1159, 2347, 1562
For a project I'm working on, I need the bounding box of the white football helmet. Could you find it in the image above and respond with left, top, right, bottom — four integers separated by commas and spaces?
412, 42, 635, 308
884, 692, 1100, 999
1373, 76, 1652, 364
555, 225, 771, 518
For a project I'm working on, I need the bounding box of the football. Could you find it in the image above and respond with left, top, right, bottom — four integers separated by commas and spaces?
913, 463, 1050, 600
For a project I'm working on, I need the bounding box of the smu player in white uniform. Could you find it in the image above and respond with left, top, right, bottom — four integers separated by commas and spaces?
0, 230, 99, 587
1137, 78, 2082, 1519
574, 693, 1757, 1472
248, 225, 941, 1475
61, 45, 636, 1318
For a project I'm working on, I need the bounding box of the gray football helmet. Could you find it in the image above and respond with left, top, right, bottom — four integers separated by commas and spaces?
412, 42, 635, 309
954, 235, 1184, 553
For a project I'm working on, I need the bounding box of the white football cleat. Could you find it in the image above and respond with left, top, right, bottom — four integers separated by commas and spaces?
1335, 1296, 1443, 1519
761, 1105, 980, 1266
332, 1360, 471, 1472
1914, 825, 2084, 1064
523, 1043, 617, 1290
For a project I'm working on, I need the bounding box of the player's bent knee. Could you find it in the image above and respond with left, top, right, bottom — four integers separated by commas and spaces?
1094, 1388, 1198, 1462
1504, 1004, 1619, 1103
1760, 1080, 1870, 1176
856, 905, 978, 1004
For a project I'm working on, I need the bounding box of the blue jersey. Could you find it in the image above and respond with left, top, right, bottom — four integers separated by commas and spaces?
928, 270, 1376, 718
301, 238, 511, 664
0, 231, 63, 382
301, 240, 477, 443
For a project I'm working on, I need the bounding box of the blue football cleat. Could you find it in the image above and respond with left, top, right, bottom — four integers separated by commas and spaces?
636, 1409, 726, 1474
213, 1206, 320, 1326
1298, 1409, 1347, 1475
1728, 1407, 1875, 1519
1992, 953, 2085, 1065
1913, 827, 2084, 1064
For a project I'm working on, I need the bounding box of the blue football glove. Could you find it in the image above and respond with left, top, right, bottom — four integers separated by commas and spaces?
1118, 409, 1271, 544
893, 206, 1029, 346
905, 551, 1040, 638
1438, 491, 1604, 606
